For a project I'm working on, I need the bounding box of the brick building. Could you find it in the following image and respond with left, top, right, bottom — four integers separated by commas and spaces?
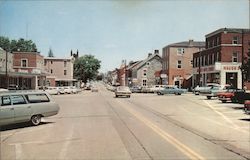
193, 28, 250, 89
12, 51, 46, 89
162, 40, 205, 89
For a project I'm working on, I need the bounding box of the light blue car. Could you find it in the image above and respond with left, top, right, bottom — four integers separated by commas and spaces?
157, 86, 187, 95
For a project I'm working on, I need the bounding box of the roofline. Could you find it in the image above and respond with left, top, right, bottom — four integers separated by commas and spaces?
163, 41, 205, 48
205, 28, 250, 38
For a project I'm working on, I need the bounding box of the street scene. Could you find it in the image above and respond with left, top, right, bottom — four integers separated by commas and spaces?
1, 83, 250, 159
1, 0, 250, 160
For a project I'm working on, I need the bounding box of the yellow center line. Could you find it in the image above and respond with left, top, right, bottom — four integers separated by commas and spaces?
116, 100, 205, 160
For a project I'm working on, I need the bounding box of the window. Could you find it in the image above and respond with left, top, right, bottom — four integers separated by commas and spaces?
217, 37, 220, 45
177, 60, 182, 68
25, 94, 50, 103
143, 69, 147, 76
232, 36, 239, 44
51, 69, 53, 74
11, 95, 26, 105
232, 52, 238, 62
143, 80, 147, 86
1, 96, 11, 106
64, 61, 67, 67
51, 61, 53, 64
64, 70, 67, 75
21, 59, 27, 67
177, 48, 184, 55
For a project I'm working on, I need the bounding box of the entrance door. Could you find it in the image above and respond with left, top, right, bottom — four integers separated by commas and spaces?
226, 72, 238, 89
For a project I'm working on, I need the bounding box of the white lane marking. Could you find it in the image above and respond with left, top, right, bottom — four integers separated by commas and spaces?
203, 100, 249, 134
58, 126, 74, 159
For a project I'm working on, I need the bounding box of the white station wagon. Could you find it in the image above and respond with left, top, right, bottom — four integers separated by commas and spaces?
0, 91, 60, 126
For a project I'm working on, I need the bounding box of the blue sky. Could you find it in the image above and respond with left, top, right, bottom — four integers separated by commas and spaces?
0, 0, 249, 72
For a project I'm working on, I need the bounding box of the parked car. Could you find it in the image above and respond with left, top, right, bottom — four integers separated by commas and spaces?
56, 87, 65, 94
71, 86, 80, 94
244, 100, 250, 114
115, 86, 131, 98
91, 86, 98, 92
232, 92, 250, 104
149, 85, 166, 93
64, 86, 73, 94
217, 88, 245, 103
141, 86, 151, 93
193, 83, 220, 95
0, 91, 60, 126
0, 88, 8, 92
130, 86, 142, 93
200, 84, 231, 99
157, 86, 187, 95
44, 87, 59, 95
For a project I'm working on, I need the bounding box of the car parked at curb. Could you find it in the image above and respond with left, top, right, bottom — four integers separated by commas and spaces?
217, 88, 245, 103
200, 84, 231, 99
157, 86, 187, 95
44, 87, 59, 95
115, 86, 131, 98
0, 91, 60, 126
193, 83, 220, 95
244, 100, 250, 114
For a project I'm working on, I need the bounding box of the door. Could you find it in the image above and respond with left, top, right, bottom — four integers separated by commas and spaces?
226, 72, 238, 89
0, 96, 14, 126
10, 95, 32, 123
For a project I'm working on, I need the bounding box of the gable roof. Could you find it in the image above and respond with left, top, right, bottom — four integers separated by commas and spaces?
164, 40, 205, 48
135, 54, 162, 70
127, 60, 142, 70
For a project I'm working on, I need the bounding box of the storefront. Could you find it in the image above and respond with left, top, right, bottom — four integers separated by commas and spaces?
193, 62, 242, 89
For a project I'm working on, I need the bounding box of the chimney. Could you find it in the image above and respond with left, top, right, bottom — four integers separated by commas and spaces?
189, 39, 194, 46
148, 53, 152, 57
154, 50, 159, 55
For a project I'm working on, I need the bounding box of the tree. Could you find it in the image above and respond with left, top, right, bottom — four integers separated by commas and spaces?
48, 47, 54, 57
74, 55, 101, 83
0, 36, 37, 52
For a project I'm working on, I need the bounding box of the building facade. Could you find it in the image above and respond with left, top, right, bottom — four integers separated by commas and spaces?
193, 28, 250, 89
44, 57, 76, 86
162, 40, 205, 89
130, 50, 162, 87
12, 51, 46, 89
0, 48, 14, 88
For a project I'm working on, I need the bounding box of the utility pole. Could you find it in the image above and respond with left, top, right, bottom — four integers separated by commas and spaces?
5, 50, 8, 89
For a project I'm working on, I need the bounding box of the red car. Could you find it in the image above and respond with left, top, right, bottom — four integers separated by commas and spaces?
217, 89, 245, 103
244, 100, 250, 114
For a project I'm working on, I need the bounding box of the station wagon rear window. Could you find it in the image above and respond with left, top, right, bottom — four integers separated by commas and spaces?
25, 94, 50, 103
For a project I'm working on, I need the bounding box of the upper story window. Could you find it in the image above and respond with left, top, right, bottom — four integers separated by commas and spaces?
177, 48, 184, 55
51, 69, 53, 74
177, 60, 182, 68
21, 59, 28, 67
64, 61, 67, 67
232, 36, 239, 44
232, 52, 238, 62
143, 69, 147, 76
64, 70, 67, 75
217, 37, 220, 45
51, 61, 53, 64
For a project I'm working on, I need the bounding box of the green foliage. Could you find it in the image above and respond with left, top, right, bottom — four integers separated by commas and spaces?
74, 55, 101, 82
48, 47, 54, 57
0, 36, 37, 52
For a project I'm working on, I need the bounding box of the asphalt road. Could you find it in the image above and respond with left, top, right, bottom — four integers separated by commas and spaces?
1, 83, 250, 160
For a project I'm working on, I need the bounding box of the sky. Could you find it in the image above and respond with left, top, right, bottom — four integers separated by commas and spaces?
0, 0, 249, 73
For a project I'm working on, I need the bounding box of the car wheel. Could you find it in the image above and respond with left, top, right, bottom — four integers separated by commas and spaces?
221, 100, 227, 103
231, 97, 237, 103
115, 95, 118, 98
207, 96, 212, 100
30, 115, 41, 126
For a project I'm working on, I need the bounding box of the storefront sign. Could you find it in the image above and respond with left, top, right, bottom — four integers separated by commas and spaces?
223, 66, 240, 71
197, 66, 215, 72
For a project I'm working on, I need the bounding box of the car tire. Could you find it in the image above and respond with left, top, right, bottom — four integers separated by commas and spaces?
221, 100, 227, 103
30, 115, 41, 126
207, 96, 212, 100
